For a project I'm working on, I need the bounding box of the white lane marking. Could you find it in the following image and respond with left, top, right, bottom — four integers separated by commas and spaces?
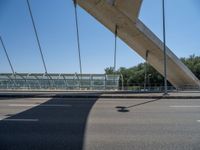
0, 118, 39, 122
0, 117, 7, 121
170, 106, 200, 108
8, 104, 71, 107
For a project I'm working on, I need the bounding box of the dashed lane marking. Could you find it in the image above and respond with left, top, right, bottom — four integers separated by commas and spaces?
0, 118, 39, 122
8, 104, 72, 107
170, 106, 200, 108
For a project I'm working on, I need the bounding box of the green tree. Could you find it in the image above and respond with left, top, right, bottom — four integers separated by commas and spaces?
104, 67, 115, 74
105, 54, 200, 88
181, 55, 200, 79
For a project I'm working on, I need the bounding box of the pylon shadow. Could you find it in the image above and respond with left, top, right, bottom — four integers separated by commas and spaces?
0, 96, 99, 150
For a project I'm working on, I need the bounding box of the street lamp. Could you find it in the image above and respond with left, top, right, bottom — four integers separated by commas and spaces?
148, 74, 152, 91
144, 50, 149, 91
162, 0, 168, 95
120, 73, 124, 91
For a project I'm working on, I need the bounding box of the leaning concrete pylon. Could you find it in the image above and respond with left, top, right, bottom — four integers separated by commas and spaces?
77, 0, 200, 88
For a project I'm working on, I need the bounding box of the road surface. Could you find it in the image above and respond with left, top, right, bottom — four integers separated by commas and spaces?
0, 97, 200, 150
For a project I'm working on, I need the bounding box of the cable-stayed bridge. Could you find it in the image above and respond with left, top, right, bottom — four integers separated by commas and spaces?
0, 0, 200, 91
1, 2, 200, 150
76, 0, 200, 89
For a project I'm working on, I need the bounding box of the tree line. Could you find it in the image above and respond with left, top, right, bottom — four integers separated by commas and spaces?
105, 55, 200, 88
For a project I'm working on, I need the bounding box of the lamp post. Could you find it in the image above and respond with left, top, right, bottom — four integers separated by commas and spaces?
148, 74, 152, 91
162, 0, 168, 95
144, 50, 149, 91
120, 73, 124, 91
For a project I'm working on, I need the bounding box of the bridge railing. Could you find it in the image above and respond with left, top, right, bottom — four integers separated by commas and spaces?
0, 73, 120, 91
121, 84, 176, 92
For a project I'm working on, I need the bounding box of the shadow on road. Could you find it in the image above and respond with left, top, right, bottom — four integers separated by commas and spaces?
0, 97, 99, 150
116, 98, 162, 112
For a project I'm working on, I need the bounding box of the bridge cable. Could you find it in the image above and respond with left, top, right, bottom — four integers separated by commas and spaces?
0, 36, 15, 75
26, 0, 48, 74
73, 0, 83, 89
73, 0, 83, 76
0, 36, 17, 87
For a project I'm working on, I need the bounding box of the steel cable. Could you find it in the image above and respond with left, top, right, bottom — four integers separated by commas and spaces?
26, 0, 48, 74
0, 36, 15, 74
73, 0, 83, 76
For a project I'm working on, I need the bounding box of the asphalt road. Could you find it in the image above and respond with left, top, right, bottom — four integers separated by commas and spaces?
0, 97, 199, 150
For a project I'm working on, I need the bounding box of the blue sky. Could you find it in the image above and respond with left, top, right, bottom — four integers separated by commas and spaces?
0, 0, 200, 73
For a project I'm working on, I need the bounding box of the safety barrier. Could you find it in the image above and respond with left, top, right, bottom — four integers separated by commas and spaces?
0, 73, 119, 91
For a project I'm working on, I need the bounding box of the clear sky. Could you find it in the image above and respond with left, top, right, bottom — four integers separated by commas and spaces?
0, 0, 200, 73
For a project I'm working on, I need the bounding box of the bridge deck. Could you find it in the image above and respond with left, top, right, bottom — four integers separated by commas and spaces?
0, 96, 200, 149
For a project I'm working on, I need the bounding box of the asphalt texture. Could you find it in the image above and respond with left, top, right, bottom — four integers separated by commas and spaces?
0, 97, 200, 150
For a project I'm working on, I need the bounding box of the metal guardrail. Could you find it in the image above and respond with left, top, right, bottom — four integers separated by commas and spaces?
1, 73, 199, 92
121, 85, 176, 92
0, 73, 120, 91
177, 85, 200, 91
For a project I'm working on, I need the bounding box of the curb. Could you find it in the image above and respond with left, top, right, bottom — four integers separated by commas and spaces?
0, 94, 200, 99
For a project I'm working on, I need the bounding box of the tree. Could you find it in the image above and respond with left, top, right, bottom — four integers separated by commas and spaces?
104, 67, 115, 74
105, 63, 164, 88
181, 55, 200, 79
105, 54, 200, 88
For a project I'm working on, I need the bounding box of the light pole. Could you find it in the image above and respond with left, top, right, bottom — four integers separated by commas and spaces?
120, 73, 124, 91
144, 50, 149, 91
148, 74, 152, 91
162, 0, 168, 95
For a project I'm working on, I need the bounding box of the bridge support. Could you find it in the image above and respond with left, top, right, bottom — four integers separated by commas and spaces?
76, 0, 200, 89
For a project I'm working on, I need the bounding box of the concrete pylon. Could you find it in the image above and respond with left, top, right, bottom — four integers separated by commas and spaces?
77, 0, 200, 88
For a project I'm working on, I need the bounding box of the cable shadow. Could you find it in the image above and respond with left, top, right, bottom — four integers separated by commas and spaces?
0, 96, 99, 150
116, 98, 162, 113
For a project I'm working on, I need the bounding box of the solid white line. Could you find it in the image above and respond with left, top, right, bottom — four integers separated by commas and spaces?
170, 106, 200, 108
1, 118, 39, 122
8, 104, 71, 107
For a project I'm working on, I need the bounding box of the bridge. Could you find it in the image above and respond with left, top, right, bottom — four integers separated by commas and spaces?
76, 0, 200, 89
0, 1, 200, 150
0, 0, 200, 90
